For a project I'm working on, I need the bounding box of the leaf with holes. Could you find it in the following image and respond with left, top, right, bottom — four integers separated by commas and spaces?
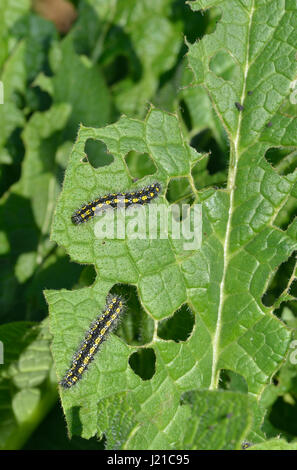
45, 0, 297, 449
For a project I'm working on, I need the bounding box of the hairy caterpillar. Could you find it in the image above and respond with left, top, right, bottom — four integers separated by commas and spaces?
60, 295, 125, 389
71, 182, 161, 225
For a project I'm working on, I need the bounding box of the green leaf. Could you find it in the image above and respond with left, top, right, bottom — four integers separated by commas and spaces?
48, 36, 111, 139
99, 0, 183, 117
248, 438, 297, 450
0, 10, 57, 164
186, 0, 297, 391
181, 390, 252, 450
0, 103, 71, 320
45, 0, 297, 450
0, 0, 30, 68
0, 320, 57, 450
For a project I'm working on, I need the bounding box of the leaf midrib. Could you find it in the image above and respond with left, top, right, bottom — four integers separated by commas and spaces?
209, 2, 255, 389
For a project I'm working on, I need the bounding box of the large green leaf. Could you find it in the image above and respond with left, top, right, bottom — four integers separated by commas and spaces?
45, 0, 297, 449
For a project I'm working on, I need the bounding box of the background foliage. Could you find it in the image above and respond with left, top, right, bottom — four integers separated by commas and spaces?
0, 0, 296, 450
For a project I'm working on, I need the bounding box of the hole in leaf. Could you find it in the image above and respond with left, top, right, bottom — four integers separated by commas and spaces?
179, 99, 192, 131
265, 147, 297, 175
203, 7, 222, 36
129, 348, 156, 380
272, 376, 279, 386
265, 147, 288, 168
269, 397, 297, 436
157, 304, 195, 342
166, 177, 195, 208
109, 284, 154, 345
209, 50, 238, 82
191, 157, 227, 191
219, 370, 248, 393
73, 265, 97, 289
262, 251, 297, 308
273, 195, 297, 231
84, 139, 114, 168
290, 278, 297, 298
190, 129, 228, 180
124, 151, 157, 180
171, 2, 216, 43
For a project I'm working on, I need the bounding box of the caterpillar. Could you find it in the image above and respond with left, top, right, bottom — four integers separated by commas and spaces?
60, 295, 125, 389
71, 182, 161, 225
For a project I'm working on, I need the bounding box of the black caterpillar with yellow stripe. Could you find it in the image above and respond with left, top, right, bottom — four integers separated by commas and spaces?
60, 295, 125, 389
71, 182, 161, 225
